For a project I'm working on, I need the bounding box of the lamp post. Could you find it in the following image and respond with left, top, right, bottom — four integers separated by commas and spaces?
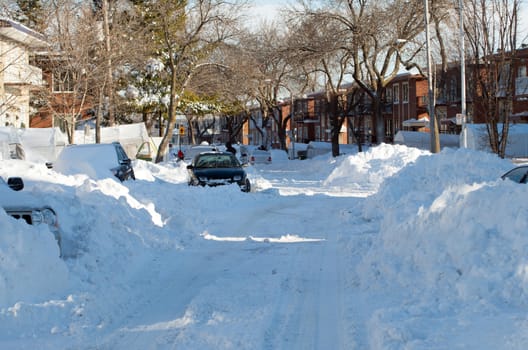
424, 0, 440, 153
459, 0, 467, 148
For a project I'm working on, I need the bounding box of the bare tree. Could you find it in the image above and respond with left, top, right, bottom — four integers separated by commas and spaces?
464, 0, 520, 158
232, 24, 292, 150
286, 11, 354, 156
295, 0, 426, 145
29, 0, 148, 143
185, 43, 251, 143
36, 0, 97, 143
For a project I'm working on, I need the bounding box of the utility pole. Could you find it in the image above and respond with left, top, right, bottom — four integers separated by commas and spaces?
459, 0, 468, 148
424, 0, 440, 153
103, 0, 114, 127
290, 93, 295, 159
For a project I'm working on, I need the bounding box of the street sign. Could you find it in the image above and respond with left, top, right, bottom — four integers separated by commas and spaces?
179, 126, 185, 135
456, 113, 466, 125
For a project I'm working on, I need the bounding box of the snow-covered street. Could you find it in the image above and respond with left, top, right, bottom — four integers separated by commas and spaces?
1, 144, 528, 349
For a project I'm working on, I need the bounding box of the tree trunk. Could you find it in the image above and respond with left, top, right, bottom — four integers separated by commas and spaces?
373, 97, 384, 144
329, 94, 340, 157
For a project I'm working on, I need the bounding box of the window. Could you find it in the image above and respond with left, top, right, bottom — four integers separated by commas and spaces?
519, 66, 527, 78
52, 70, 74, 92
402, 82, 409, 103
385, 86, 393, 103
385, 119, 393, 137
450, 77, 458, 101
393, 84, 400, 104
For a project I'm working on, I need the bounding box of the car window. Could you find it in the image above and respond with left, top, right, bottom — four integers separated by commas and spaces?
503, 166, 528, 183
114, 144, 129, 163
195, 154, 239, 168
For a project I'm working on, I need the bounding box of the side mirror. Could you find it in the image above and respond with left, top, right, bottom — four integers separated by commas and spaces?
186, 164, 193, 169
7, 177, 24, 191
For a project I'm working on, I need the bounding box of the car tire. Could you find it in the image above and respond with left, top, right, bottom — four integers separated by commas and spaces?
241, 179, 251, 192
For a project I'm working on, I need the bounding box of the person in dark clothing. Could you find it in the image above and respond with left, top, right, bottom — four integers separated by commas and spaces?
225, 141, 236, 154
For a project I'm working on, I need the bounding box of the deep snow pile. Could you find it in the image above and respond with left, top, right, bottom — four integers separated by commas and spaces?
0, 143, 526, 349
358, 147, 526, 347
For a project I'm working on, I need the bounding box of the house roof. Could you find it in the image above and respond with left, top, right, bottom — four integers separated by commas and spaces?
0, 17, 47, 48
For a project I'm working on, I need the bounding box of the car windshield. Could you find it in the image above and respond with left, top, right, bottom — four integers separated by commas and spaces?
503, 166, 528, 183
195, 154, 239, 168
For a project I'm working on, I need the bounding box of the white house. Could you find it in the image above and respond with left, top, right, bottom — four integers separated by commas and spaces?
0, 18, 47, 128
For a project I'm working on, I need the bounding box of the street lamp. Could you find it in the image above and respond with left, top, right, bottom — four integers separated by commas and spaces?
458, 0, 468, 148
424, 0, 440, 153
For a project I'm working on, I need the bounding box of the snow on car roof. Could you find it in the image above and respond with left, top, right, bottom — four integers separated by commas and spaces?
54, 143, 121, 180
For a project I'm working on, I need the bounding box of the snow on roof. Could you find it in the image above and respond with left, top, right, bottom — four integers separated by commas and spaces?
0, 17, 47, 48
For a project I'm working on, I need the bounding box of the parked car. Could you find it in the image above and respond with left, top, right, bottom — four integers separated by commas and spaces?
187, 151, 251, 192
249, 147, 272, 165
501, 165, 528, 183
182, 142, 219, 162
0, 176, 61, 249
51, 142, 135, 182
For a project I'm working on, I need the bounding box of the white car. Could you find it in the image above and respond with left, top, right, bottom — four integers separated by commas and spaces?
51, 142, 135, 181
249, 148, 272, 165
182, 143, 220, 162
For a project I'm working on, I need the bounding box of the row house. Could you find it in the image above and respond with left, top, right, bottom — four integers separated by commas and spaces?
384, 71, 429, 140
511, 47, 528, 119
274, 90, 351, 149
432, 48, 528, 128
30, 53, 94, 130
251, 47, 528, 149
469, 46, 528, 123
0, 18, 46, 128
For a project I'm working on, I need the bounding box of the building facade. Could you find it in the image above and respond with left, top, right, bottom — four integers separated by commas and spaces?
0, 18, 46, 128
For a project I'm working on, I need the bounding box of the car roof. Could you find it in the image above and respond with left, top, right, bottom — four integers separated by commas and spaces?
63, 142, 120, 149
54, 142, 124, 179
194, 151, 234, 158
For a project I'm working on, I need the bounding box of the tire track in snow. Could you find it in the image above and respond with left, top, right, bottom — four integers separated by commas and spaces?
262, 232, 348, 349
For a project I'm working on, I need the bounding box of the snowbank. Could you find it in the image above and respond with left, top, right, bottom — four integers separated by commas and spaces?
0, 144, 527, 349
463, 123, 528, 157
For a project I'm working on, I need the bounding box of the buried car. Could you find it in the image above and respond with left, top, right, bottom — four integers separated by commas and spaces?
501, 165, 528, 183
187, 151, 251, 192
51, 142, 135, 182
0, 176, 61, 250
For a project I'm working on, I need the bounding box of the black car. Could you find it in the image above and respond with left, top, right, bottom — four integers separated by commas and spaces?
187, 151, 251, 192
501, 165, 528, 183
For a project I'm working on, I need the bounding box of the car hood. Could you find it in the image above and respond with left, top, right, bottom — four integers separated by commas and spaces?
191, 167, 246, 179
0, 185, 51, 209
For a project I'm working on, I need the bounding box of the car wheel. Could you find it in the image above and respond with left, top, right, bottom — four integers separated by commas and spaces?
241, 179, 251, 192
